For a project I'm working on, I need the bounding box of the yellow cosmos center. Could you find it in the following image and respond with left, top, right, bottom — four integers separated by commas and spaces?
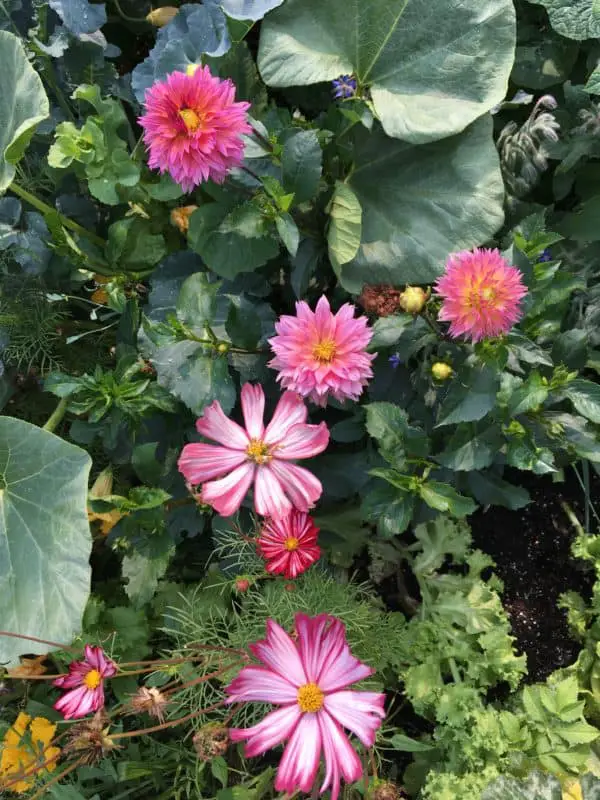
83, 669, 102, 690
246, 438, 271, 464
297, 682, 324, 713
284, 537, 300, 551
312, 338, 337, 364
179, 108, 202, 133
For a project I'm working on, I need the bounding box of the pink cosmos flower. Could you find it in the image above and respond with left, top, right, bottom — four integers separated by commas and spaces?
178, 383, 329, 519
138, 66, 251, 192
53, 645, 117, 720
258, 510, 321, 579
434, 248, 527, 342
268, 296, 376, 406
226, 614, 385, 800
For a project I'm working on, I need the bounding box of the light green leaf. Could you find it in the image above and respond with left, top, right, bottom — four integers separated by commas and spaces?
527, 0, 600, 40
365, 402, 409, 465
338, 117, 504, 291
0, 417, 91, 666
327, 182, 362, 269
258, 0, 515, 142
369, 314, 413, 349
565, 379, 600, 424
507, 372, 549, 416
0, 31, 49, 193
482, 770, 562, 799
390, 733, 435, 753
419, 481, 477, 517
122, 533, 175, 608
281, 130, 322, 204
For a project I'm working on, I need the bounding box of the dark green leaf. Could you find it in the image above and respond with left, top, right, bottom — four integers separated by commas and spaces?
365, 402, 409, 465
435, 425, 503, 471
369, 314, 413, 349
468, 472, 530, 509
436, 365, 499, 427
507, 372, 549, 416
361, 483, 415, 537
177, 273, 220, 328
275, 212, 300, 256
281, 130, 322, 204
226, 295, 262, 349
565, 379, 600, 424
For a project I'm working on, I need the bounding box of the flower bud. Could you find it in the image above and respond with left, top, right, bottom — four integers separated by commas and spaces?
146, 6, 178, 26
186, 63, 200, 77
216, 342, 230, 355
193, 724, 230, 761
399, 286, 428, 314
235, 577, 250, 593
431, 362, 453, 381
170, 205, 198, 234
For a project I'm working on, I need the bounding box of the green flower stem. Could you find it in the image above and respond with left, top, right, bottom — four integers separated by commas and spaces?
9, 183, 106, 249
110, 703, 224, 740
421, 310, 445, 339
43, 396, 69, 434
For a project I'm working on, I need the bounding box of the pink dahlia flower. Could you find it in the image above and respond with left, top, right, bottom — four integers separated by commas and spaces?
258, 510, 321, 579
268, 295, 376, 406
434, 248, 527, 342
226, 614, 385, 800
53, 645, 117, 720
138, 66, 251, 192
178, 383, 329, 519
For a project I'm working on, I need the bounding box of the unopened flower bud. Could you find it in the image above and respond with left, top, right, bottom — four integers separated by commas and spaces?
193, 724, 229, 761
146, 6, 178, 26
171, 205, 198, 234
431, 362, 453, 381
284, 582, 296, 592
399, 286, 428, 314
216, 342, 229, 355
186, 63, 200, 77
235, 577, 250, 593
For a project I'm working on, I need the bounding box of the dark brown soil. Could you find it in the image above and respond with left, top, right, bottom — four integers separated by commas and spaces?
470, 469, 597, 682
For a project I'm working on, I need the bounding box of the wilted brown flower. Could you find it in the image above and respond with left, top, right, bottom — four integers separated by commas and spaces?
7, 654, 49, 678
367, 780, 406, 800
146, 6, 178, 26
64, 711, 118, 765
126, 686, 170, 724
193, 724, 229, 761
170, 205, 198, 234
358, 285, 402, 317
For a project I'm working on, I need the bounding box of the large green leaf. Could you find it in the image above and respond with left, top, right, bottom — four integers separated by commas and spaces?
258, 0, 515, 143
336, 117, 504, 291
0, 31, 49, 193
0, 417, 92, 666
527, 0, 600, 40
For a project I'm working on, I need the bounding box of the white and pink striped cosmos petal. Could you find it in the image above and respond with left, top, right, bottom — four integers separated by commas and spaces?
200, 463, 255, 517
195, 400, 249, 449
225, 666, 297, 705
263, 391, 309, 446
249, 619, 307, 687
230, 704, 301, 758
318, 711, 363, 800
53, 645, 117, 720
177, 444, 247, 484
324, 691, 386, 748
275, 713, 322, 794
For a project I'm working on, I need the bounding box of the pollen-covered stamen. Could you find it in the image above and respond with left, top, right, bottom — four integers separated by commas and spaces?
246, 438, 272, 464
83, 669, 102, 690
312, 338, 337, 364
179, 108, 202, 132
297, 682, 324, 713
284, 537, 300, 551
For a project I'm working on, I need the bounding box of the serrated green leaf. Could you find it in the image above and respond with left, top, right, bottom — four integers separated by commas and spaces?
419, 481, 477, 517
177, 273, 220, 328
507, 372, 549, 416
436, 365, 499, 427
565, 379, 600, 424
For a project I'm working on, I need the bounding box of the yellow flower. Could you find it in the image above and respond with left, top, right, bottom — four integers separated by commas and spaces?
170, 205, 198, 234
0, 714, 60, 794
87, 467, 124, 536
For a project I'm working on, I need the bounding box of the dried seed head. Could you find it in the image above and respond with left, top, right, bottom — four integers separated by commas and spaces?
127, 686, 170, 724
193, 724, 230, 761
146, 6, 178, 26
64, 711, 118, 765
368, 780, 406, 800
358, 285, 402, 317
170, 205, 198, 234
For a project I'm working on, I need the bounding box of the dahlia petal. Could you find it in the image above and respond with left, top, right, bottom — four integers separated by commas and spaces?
225, 665, 297, 705
254, 466, 293, 519
264, 391, 307, 445
195, 400, 249, 449
241, 383, 265, 440
268, 460, 323, 511
319, 712, 363, 800
201, 462, 255, 517
324, 691, 386, 748
275, 422, 330, 460
178, 443, 247, 484
230, 704, 301, 758
250, 619, 307, 686
275, 713, 322, 795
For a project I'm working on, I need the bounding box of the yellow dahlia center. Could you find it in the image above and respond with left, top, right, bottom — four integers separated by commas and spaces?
284, 537, 300, 551
246, 438, 271, 464
83, 669, 102, 690
179, 108, 202, 133
297, 682, 324, 713
312, 338, 337, 364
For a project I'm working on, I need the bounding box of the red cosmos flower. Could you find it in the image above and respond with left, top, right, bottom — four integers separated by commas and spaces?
53, 645, 117, 720
258, 510, 321, 579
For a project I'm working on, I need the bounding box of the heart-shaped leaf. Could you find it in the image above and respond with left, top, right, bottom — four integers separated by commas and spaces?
336, 116, 504, 291
258, 0, 515, 143
48, 0, 107, 35
0, 31, 49, 194
0, 417, 92, 666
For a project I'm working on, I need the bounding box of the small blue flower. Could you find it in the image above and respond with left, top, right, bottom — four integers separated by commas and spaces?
538, 249, 552, 262
389, 353, 402, 369
332, 75, 357, 100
